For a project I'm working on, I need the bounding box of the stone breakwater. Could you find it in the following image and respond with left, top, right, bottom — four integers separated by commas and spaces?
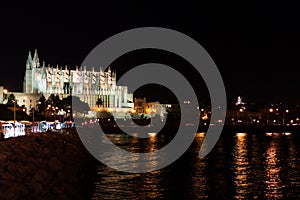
0, 129, 97, 199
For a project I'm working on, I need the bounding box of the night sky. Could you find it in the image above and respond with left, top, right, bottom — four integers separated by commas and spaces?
1, 2, 300, 104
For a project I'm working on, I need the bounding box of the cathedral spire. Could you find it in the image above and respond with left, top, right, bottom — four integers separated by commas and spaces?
27, 51, 32, 61
33, 49, 38, 60
42, 62, 46, 78
26, 51, 32, 69
32, 49, 40, 68
112, 70, 116, 78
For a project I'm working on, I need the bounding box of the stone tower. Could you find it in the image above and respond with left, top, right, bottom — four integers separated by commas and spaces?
23, 51, 33, 93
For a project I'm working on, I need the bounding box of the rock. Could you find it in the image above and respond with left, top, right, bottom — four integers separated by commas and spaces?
40, 146, 52, 157
32, 182, 43, 194
34, 169, 48, 182
48, 157, 63, 171
0, 153, 7, 162
0, 129, 96, 199
1, 171, 15, 182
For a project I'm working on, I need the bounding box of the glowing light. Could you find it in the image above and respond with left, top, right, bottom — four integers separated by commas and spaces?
132, 132, 139, 137
286, 109, 289, 113
3, 89, 7, 94
236, 132, 247, 137
201, 114, 208, 120
130, 109, 136, 113
266, 132, 273, 136
195, 132, 206, 137
284, 132, 292, 136
239, 108, 244, 112
147, 132, 157, 137
290, 120, 294, 124
269, 108, 273, 112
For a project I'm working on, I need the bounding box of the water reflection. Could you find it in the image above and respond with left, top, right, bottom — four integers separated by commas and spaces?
264, 137, 283, 199
189, 132, 208, 199
92, 132, 300, 199
233, 132, 250, 199
145, 134, 159, 170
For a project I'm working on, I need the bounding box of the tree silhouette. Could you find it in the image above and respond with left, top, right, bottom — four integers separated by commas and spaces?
72, 96, 90, 115
45, 94, 55, 107
61, 96, 72, 110
6, 94, 16, 106
36, 94, 46, 119
96, 98, 103, 107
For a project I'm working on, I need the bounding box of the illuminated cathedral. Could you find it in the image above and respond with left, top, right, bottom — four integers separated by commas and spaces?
18, 49, 133, 115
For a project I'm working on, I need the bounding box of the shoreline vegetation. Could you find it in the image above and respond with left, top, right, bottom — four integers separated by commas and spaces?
0, 129, 98, 199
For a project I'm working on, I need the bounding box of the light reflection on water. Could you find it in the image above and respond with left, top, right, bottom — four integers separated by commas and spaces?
91, 132, 300, 199
232, 132, 250, 199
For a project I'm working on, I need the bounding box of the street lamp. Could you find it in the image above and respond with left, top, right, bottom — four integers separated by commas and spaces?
32, 103, 35, 133
13, 99, 16, 137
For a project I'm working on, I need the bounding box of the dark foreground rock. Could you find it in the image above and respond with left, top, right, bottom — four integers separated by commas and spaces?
0, 129, 97, 200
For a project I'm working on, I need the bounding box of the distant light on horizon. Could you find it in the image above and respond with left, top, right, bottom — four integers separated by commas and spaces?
266, 132, 273, 136
269, 108, 273, 112
147, 132, 157, 137
236, 132, 247, 137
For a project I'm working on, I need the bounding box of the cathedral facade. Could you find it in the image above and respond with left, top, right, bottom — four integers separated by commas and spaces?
18, 50, 133, 115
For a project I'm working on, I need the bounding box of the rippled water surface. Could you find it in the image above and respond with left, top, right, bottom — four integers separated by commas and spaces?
91, 132, 300, 199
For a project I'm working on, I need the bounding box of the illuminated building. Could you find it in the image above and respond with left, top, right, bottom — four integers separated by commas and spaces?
14, 50, 134, 116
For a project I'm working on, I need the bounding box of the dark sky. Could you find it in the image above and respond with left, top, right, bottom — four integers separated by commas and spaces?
1, 1, 300, 104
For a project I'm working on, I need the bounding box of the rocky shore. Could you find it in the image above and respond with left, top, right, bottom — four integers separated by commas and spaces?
0, 129, 98, 199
